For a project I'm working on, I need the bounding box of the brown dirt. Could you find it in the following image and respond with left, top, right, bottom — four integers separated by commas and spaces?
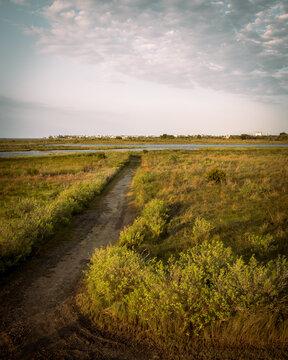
0, 160, 162, 360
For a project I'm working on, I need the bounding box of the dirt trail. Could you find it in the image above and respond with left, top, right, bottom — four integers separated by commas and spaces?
0, 160, 159, 359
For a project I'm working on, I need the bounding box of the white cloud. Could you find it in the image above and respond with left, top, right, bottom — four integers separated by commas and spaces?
45, 1, 72, 15
60, 10, 76, 19
278, 13, 288, 19
25, 0, 288, 99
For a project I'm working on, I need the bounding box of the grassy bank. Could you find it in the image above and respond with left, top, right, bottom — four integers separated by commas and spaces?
0, 144, 137, 152
1, 136, 288, 145
82, 148, 288, 359
0, 151, 130, 274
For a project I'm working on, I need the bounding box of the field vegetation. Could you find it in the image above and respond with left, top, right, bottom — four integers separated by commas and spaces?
0, 151, 130, 273
83, 148, 288, 359
0, 144, 136, 152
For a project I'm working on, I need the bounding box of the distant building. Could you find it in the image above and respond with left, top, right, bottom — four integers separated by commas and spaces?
255, 132, 263, 136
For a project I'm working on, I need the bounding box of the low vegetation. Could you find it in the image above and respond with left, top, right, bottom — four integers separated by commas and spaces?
83, 148, 288, 359
0, 144, 136, 152
1, 132, 288, 146
0, 151, 130, 273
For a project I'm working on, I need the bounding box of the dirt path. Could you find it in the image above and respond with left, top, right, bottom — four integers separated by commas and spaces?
0, 160, 159, 359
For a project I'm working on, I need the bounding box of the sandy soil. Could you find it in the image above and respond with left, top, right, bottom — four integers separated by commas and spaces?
0, 161, 160, 360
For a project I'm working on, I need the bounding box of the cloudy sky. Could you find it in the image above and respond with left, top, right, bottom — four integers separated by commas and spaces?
0, 0, 287, 137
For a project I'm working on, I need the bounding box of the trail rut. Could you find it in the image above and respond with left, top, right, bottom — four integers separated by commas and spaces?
0, 161, 159, 360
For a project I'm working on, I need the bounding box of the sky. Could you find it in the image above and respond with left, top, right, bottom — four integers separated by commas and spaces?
0, 0, 287, 137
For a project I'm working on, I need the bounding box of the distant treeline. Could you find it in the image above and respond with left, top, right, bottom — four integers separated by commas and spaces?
1, 132, 288, 144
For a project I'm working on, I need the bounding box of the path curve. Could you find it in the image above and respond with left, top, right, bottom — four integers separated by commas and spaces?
0, 161, 159, 359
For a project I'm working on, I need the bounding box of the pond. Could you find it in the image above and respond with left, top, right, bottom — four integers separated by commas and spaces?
0, 143, 287, 157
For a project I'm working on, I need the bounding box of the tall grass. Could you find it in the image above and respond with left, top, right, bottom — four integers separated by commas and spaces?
0, 152, 130, 273
83, 148, 288, 358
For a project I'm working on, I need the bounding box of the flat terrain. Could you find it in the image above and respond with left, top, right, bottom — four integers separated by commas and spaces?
1, 148, 287, 360
1, 135, 288, 145
83, 148, 288, 360
0, 162, 158, 360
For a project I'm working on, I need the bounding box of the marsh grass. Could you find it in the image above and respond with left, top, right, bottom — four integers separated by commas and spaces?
0, 144, 136, 152
83, 148, 288, 358
0, 152, 130, 273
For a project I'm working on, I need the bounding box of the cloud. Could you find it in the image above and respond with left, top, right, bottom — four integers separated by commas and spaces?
24, 0, 288, 98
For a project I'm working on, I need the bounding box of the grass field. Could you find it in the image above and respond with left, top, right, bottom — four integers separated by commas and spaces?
0, 151, 130, 273
83, 148, 288, 359
0, 144, 137, 152
1, 135, 288, 145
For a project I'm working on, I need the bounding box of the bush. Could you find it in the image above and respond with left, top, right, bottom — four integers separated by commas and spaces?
85, 240, 288, 347
192, 217, 214, 243
119, 199, 169, 248
206, 167, 226, 183
119, 217, 146, 248
85, 245, 145, 311
248, 233, 274, 252
143, 199, 168, 238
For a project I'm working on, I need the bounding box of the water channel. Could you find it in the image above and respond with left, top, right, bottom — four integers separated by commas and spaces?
0, 143, 287, 157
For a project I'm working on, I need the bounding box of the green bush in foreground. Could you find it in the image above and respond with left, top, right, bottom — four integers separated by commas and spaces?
85, 241, 288, 349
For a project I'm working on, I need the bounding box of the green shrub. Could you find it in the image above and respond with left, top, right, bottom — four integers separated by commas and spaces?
119, 199, 169, 248
119, 217, 146, 248
226, 255, 288, 311
206, 167, 226, 183
143, 199, 168, 238
119, 199, 168, 248
248, 233, 274, 252
85, 240, 288, 347
192, 217, 214, 243
4, 198, 40, 219
85, 245, 145, 311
